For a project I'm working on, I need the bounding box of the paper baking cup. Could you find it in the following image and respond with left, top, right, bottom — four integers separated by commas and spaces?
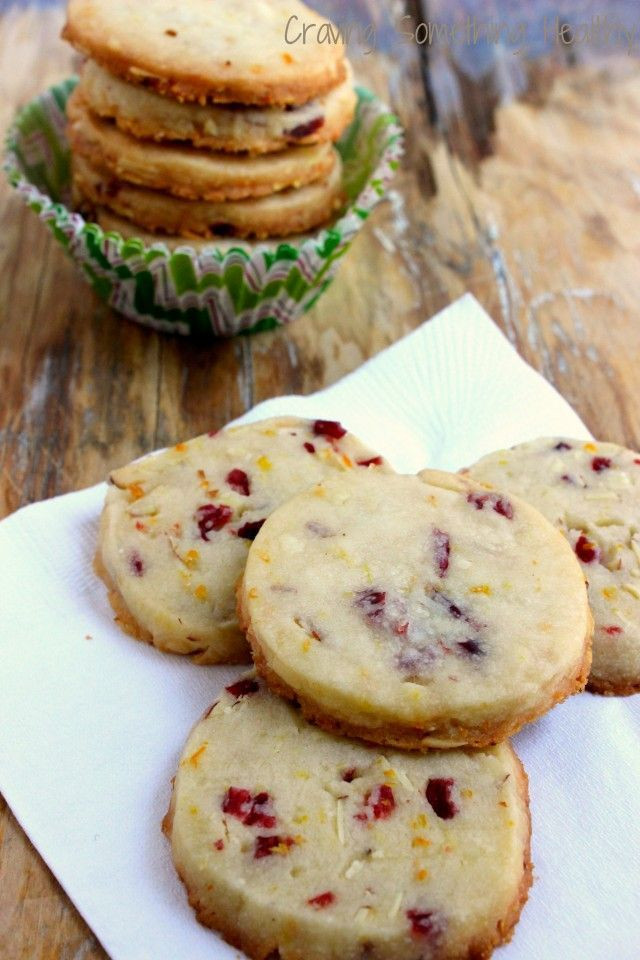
4, 77, 403, 337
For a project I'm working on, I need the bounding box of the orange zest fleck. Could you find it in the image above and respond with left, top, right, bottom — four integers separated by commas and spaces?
175, 442, 188, 452
282, 51, 293, 63
135, 521, 146, 532
415, 868, 429, 881
470, 584, 491, 595
342, 454, 354, 468
185, 743, 208, 768
128, 483, 144, 502
412, 836, 430, 848
583, 442, 597, 453
194, 584, 208, 601
184, 549, 200, 568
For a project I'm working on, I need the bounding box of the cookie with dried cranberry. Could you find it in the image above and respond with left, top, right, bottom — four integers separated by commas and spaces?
466, 438, 640, 696
78, 60, 356, 155
96, 417, 389, 664
72, 151, 344, 240
67, 89, 337, 202
62, 0, 347, 107
239, 470, 592, 748
165, 673, 532, 960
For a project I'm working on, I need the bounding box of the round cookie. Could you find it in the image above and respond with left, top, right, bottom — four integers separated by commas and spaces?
62, 0, 347, 107
72, 151, 344, 239
239, 470, 592, 748
79, 60, 357, 155
165, 674, 532, 960
96, 417, 390, 664
67, 90, 337, 202
465, 437, 640, 696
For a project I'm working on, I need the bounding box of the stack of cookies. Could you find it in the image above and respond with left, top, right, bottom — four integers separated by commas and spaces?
94, 418, 640, 959
63, 0, 356, 240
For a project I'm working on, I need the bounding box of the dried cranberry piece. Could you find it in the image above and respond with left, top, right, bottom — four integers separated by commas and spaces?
592, 456, 612, 473
196, 503, 232, 540
313, 419, 347, 440
342, 767, 358, 783
308, 891, 335, 909
225, 677, 259, 700
304, 442, 316, 454
288, 116, 325, 139
466, 491, 514, 520
129, 551, 144, 577
237, 519, 266, 541
357, 456, 384, 467
561, 474, 574, 484
355, 589, 386, 622
575, 534, 600, 564
222, 787, 276, 828
213, 839, 225, 851
356, 784, 396, 822
370, 784, 395, 819
226, 468, 250, 496
431, 592, 483, 632
306, 521, 333, 537
433, 528, 450, 578
426, 778, 458, 820
210, 222, 236, 237
553, 442, 572, 451
458, 638, 483, 657
244, 792, 276, 828
603, 625, 623, 636
254, 835, 294, 859
222, 787, 252, 821
407, 909, 441, 939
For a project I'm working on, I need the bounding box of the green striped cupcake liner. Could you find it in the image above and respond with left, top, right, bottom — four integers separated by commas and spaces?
4, 78, 403, 337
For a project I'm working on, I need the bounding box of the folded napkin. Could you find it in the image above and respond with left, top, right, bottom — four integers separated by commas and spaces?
1, 294, 638, 960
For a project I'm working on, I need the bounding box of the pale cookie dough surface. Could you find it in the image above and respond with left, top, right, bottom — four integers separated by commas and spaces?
166, 674, 532, 960
97, 417, 389, 664
72, 151, 344, 239
240, 470, 592, 748
63, 0, 347, 106
466, 438, 640, 696
67, 90, 336, 202
79, 60, 356, 154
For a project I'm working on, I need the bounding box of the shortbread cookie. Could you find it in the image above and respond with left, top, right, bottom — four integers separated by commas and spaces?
165, 674, 532, 960
79, 60, 356, 154
466, 438, 640, 696
73, 152, 344, 239
96, 418, 389, 664
96, 209, 243, 251
63, 0, 347, 106
67, 90, 336, 202
239, 470, 592, 748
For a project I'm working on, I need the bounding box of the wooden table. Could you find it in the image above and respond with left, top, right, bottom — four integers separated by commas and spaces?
1, 0, 639, 956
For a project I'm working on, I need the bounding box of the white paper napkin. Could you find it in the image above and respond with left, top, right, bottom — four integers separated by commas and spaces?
1, 294, 638, 960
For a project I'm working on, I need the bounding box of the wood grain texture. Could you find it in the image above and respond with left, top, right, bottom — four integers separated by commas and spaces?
1, 0, 640, 957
